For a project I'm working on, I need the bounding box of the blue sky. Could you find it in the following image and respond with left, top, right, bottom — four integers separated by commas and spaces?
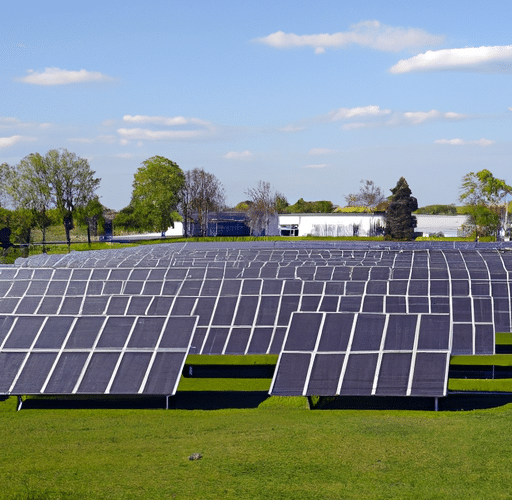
2, 0, 512, 210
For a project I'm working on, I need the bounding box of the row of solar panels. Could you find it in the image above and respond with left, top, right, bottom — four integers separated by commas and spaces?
0, 312, 455, 397
1, 244, 511, 399
15, 246, 512, 271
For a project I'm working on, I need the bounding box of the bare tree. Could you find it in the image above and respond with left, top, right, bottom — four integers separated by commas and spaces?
345, 180, 385, 208
245, 181, 279, 236
180, 169, 225, 237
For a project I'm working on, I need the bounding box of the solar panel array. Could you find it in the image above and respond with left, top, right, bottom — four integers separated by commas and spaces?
1, 242, 511, 397
271, 312, 450, 397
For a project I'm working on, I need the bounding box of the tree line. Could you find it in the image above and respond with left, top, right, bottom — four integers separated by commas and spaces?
2, 150, 510, 244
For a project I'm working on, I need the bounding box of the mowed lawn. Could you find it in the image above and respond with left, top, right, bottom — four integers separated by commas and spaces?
1, 397, 512, 500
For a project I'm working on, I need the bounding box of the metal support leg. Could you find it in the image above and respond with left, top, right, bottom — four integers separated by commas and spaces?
17, 395, 23, 412
434, 397, 439, 412
165, 395, 169, 410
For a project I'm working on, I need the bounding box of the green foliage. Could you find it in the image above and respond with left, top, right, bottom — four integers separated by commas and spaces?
459, 170, 512, 238
385, 177, 418, 240
415, 204, 458, 215
335, 206, 373, 213
461, 204, 500, 238
234, 201, 251, 211
130, 156, 185, 234
285, 198, 334, 213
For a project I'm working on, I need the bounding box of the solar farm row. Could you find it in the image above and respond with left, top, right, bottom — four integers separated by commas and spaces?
1, 243, 511, 399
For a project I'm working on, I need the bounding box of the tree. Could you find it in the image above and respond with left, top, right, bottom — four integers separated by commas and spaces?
245, 181, 279, 235
130, 156, 185, 236
45, 149, 101, 246
459, 169, 512, 238
385, 177, 418, 240
179, 168, 225, 237
9, 153, 53, 251
345, 180, 386, 209
285, 198, 333, 213
0, 163, 14, 209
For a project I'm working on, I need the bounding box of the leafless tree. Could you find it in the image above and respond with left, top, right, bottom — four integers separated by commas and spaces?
245, 181, 279, 235
344, 179, 385, 208
180, 168, 225, 237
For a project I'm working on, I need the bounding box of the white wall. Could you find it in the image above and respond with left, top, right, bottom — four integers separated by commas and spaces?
279, 213, 385, 237
279, 213, 468, 238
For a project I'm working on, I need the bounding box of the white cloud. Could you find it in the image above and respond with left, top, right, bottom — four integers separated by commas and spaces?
329, 105, 391, 121
117, 128, 208, 140
253, 20, 444, 54
112, 152, 135, 159
403, 110, 465, 124
342, 122, 369, 130
0, 135, 25, 148
390, 45, 512, 73
0, 117, 52, 130
16, 67, 115, 85
304, 163, 328, 169
279, 125, 306, 133
123, 115, 211, 127
224, 150, 252, 159
434, 138, 495, 146
309, 148, 336, 155
69, 135, 116, 144
118, 114, 216, 142
509, 107, 512, 112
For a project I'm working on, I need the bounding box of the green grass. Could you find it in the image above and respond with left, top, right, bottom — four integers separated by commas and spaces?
495, 333, 512, 345
185, 355, 278, 366
449, 378, 512, 392
2, 397, 512, 499
177, 377, 272, 391
450, 355, 512, 366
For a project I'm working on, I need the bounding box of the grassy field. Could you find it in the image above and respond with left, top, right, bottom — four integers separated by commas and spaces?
1, 396, 512, 499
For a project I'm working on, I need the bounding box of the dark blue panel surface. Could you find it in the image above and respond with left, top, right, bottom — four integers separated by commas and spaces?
410, 352, 447, 396
109, 352, 152, 394
306, 353, 344, 395
384, 315, 417, 350
143, 352, 186, 394
417, 315, 450, 350
351, 315, 385, 351
375, 352, 412, 396
44, 352, 89, 393
340, 353, 378, 395
12, 352, 58, 394
271, 352, 311, 396
76, 352, 120, 393
284, 313, 322, 351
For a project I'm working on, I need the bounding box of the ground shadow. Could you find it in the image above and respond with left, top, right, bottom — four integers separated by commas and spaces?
18, 392, 270, 411
311, 394, 512, 411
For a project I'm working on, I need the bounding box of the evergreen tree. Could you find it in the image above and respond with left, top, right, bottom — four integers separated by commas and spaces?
385, 177, 418, 240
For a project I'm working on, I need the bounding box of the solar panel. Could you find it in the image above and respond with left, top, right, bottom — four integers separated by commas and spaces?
3, 243, 512, 401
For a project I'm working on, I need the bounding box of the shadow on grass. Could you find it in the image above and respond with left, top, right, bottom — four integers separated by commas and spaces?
19, 392, 271, 410
311, 394, 512, 411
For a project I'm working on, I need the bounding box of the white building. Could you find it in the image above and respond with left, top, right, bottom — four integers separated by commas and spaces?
278, 213, 468, 238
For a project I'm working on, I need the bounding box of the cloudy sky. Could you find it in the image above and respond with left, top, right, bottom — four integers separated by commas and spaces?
2, 0, 512, 210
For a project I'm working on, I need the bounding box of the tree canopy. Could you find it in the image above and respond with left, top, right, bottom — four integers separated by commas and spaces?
180, 168, 225, 237
129, 156, 185, 235
344, 180, 386, 209
459, 169, 512, 238
4, 149, 101, 247
385, 177, 418, 240
245, 181, 280, 235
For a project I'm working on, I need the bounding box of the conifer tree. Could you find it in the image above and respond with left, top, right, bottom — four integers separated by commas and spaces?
385, 177, 418, 240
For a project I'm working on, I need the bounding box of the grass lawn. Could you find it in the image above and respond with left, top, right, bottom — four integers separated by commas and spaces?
1, 397, 512, 499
